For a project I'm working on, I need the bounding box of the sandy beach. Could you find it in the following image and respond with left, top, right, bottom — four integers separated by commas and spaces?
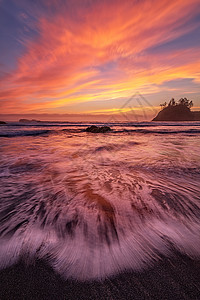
0, 252, 200, 300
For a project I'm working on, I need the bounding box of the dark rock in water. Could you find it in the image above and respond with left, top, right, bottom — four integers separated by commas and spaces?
0, 121, 6, 124
86, 125, 112, 133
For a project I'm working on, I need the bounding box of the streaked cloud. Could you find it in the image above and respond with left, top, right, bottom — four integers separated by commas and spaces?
0, 0, 200, 118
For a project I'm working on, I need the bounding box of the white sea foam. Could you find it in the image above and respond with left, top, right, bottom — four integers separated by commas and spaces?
0, 122, 200, 280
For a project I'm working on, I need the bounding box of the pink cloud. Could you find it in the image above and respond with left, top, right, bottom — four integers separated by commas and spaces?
0, 0, 200, 114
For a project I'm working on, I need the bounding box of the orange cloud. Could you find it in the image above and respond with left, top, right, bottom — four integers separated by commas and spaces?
0, 0, 200, 114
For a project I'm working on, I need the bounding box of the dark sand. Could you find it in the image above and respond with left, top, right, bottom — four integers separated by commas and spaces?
0, 252, 199, 300
0, 254, 200, 300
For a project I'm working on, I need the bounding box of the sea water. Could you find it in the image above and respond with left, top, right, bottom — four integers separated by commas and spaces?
0, 121, 200, 280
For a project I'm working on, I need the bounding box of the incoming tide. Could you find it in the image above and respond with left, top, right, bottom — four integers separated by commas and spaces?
0, 121, 200, 280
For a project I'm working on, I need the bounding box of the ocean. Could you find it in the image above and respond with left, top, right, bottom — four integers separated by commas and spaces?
0, 121, 200, 281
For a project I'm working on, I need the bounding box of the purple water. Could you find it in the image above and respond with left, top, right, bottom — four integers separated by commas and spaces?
0, 121, 200, 280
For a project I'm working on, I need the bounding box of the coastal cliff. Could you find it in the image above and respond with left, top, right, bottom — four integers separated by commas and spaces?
152, 98, 200, 121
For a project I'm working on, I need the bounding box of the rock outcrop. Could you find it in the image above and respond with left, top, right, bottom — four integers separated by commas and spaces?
152, 105, 200, 121
85, 125, 112, 133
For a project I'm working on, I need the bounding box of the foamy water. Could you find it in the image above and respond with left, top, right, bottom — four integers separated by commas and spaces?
0, 122, 200, 280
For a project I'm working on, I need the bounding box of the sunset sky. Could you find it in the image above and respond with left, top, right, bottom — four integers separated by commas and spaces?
0, 0, 200, 121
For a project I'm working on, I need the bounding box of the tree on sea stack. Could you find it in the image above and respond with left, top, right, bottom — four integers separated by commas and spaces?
160, 102, 167, 110
159, 97, 193, 109
178, 98, 193, 108
153, 97, 197, 121
168, 98, 176, 106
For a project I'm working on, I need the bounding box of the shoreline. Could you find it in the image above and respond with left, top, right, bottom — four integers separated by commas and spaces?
0, 252, 199, 299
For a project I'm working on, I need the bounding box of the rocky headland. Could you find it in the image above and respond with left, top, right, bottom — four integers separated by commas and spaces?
152, 98, 200, 121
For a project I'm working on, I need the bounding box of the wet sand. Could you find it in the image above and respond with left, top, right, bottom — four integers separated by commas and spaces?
0, 252, 199, 300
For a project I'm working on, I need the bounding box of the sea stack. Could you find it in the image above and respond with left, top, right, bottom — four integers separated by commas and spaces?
152, 98, 200, 121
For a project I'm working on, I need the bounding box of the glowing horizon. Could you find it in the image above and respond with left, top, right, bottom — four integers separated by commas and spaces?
0, 0, 200, 120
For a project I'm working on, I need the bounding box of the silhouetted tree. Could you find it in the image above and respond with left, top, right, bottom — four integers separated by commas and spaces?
163, 97, 193, 110
168, 98, 176, 106
178, 97, 193, 108
160, 101, 167, 109
188, 100, 193, 108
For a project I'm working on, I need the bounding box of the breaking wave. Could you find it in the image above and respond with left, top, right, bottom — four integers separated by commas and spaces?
0, 130, 53, 137
0, 122, 200, 280
1, 121, 200, 138
114, 128, 200, 134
